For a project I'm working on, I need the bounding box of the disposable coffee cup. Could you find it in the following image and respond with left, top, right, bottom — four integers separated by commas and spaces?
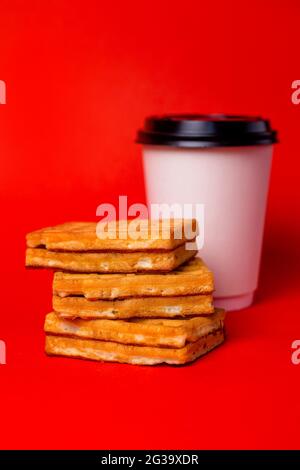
136, 114, 278, 311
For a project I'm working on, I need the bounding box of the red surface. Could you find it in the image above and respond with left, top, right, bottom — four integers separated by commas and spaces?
0, 0, 300, 450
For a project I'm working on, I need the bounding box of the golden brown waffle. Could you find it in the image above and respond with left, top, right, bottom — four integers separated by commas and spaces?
45, 309, 225, 348
26, 219, 198, 251
53, 294, 214, 319
26, 243, 196, 273
45, 329, 224, 365
53, 258, 213, 299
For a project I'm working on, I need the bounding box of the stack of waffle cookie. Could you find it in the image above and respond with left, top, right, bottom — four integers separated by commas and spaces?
26, 219, 225, 365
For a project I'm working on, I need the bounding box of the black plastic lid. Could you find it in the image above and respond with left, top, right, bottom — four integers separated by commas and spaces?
136, 114, 278, 148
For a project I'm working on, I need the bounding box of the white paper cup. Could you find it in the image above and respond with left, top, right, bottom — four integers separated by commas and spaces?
137, 115, 278, 311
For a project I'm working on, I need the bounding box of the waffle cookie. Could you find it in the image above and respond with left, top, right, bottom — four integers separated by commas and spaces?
53, 258, 213, 299
45, 309, 224, 348
45, 328, 224, 365
26, 219, 198, 251
26, 242, 196, 273
53, 294, 214, 319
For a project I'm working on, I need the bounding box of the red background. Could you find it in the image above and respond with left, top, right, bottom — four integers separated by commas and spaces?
0, 0, 300, 450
